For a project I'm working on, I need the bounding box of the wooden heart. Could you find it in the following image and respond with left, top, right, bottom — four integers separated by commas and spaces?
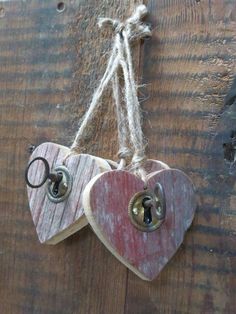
141, 159, 169, 173
106, 158, 169, 172
26, 142, 111, 244
83, 169, 196, 281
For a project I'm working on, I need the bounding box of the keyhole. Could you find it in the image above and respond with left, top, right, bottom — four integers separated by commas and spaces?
52, 172, 63, 196
142, 196, 153, 224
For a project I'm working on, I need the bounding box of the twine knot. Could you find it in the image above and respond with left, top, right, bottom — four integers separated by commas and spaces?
98, 4, 151, 42
132, 151, 146, 167
117, 147, 132, 160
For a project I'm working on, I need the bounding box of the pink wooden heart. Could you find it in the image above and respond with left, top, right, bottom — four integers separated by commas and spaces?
106, 159, 169, 172
83, 169, 196, 281
141, 159, 169, 173
26, 142, 111, 244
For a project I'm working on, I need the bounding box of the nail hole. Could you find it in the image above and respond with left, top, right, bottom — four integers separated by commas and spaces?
28, 144, 35, 154
196, 0, 201, 3
57, 2, 65, 13
0, 7, 5, 18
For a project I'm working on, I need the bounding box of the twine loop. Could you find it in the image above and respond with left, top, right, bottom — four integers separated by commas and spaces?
69, 5, 151, 181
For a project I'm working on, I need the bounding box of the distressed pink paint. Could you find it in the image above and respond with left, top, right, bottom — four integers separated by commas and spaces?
86, 169, 196, 280
26, 142, 111, 244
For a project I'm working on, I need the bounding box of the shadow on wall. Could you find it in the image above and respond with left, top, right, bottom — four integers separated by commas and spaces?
208, 75, 236, 216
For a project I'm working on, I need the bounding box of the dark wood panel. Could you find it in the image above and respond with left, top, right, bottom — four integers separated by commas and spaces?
124, 1, 236, 313
0, 1, 140, 313
0, 0, 236, 313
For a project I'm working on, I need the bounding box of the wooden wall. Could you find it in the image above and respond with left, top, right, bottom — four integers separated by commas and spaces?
0, 0, 236, 313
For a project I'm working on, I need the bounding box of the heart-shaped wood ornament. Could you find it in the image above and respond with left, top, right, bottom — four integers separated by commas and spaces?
26, 142, 111, 244
83, 169, 196, 281
106, 159, 169, 172
140, 159, 169, 173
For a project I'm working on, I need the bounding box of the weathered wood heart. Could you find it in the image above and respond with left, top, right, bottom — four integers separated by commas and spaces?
26, 140, 169, 245
83, 169, 196, 281
134, 159, 170, 173
26, 142, 111, 244
106, 159, 169, 172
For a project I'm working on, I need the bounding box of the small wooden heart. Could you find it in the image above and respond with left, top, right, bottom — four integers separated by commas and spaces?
83, 169, 196, 281
106, 159, 169, 172
26, 142, 111, 244
140, 159, 169, 173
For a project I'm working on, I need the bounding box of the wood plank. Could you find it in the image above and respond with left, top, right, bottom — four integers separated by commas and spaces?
0, 1, 142, 313
1, 0, 236, 313
125, 0, 236, 313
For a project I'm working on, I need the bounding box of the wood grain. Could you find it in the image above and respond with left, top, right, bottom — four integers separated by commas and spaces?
0, 0, 236, 313
125, 0, 236, 313
27, 142, 111, 244
0, 1, 141, 313
83, 169, 196, 281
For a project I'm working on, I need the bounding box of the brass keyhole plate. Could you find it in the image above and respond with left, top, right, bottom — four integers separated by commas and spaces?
46, 165, 72, 203
128, 187, 165, 232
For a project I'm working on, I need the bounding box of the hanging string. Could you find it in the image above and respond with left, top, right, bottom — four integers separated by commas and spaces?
68, 5, 151, 180
112, 72, 132, 170
115, 30, 148, 180
70, 47, 119, 151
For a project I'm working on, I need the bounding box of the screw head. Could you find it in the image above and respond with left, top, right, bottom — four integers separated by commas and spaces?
132, 207, 139, 215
